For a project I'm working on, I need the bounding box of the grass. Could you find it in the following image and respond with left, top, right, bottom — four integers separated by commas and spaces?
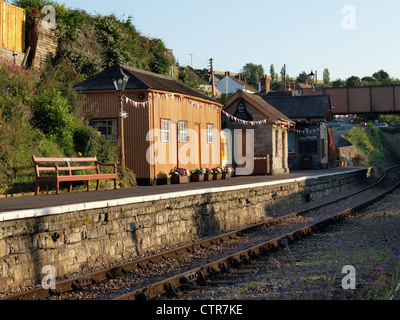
343, 123, 397, 172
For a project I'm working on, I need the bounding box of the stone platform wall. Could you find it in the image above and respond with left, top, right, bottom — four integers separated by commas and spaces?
0, 168, 373, 292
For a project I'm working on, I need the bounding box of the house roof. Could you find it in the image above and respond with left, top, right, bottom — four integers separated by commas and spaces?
231, 77, 259, 93
73, 64, 219, 103
224, 90, 294, 125
258, 94, 332, 121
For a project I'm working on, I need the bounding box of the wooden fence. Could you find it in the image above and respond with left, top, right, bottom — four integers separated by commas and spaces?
0, 1, 25, 53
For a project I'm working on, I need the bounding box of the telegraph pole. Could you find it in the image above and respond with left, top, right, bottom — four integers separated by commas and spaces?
190, 54, 194, 68
209, 58, 215, 96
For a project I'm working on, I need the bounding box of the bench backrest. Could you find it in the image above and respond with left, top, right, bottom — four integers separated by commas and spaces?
32, 156, 99, 176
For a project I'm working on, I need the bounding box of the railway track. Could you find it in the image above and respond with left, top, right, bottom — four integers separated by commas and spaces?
2, 166, 400, 301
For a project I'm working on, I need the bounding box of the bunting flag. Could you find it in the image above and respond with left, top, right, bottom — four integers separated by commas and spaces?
221, 109, 290, 127
124, 95, 152, 108
123, 92, 297, 128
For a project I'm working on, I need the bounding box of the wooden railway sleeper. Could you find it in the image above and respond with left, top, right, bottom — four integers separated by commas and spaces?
164, 283, 180, 297
71, 275, 93, 290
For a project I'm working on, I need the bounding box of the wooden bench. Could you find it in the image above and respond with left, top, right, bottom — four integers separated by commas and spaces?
32, 156, 118, 195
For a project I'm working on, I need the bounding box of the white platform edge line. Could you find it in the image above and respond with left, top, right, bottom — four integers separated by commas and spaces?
0, 169, 368, 222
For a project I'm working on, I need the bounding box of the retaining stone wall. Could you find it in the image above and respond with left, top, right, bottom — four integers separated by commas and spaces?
0, 168, 372, 292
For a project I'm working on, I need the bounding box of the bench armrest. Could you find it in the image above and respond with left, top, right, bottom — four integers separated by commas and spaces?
33, 162, 59, 177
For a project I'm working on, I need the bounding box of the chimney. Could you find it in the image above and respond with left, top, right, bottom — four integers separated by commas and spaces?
260, 75, 270, 93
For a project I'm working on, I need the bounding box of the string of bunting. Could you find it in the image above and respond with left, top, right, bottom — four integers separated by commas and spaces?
123, 92, 296, 128
124, 95, 152, 108
153, 92, 219, 110
290, 127, 321, 134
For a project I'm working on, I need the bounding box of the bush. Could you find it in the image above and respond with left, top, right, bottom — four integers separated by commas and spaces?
31, 88, 76, 154
73, 123, 117, 164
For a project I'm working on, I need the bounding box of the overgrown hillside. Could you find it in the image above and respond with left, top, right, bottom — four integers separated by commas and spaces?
1, 1, 208, 195
343, 124, 397, 172
14, 0, 173, 78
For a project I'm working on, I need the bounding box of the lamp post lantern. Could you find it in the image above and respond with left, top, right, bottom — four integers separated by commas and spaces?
111, 67, 130, 170
309, 70, 317, 89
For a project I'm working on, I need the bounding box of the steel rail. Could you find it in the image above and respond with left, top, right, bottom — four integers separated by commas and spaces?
113, 166, 400, 300
2, 166, 399, 300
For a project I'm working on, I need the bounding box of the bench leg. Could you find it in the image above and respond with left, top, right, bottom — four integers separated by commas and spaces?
35, 182, 40, 196
87, 181, 90, 192
114, 178, 117, 190
56, 182, 60, 195
68, 182, 72, 193
96, 179, 100, 191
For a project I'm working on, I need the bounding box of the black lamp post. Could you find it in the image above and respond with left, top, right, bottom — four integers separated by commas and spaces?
309, 70, 316, 89
111, 67, 130, 170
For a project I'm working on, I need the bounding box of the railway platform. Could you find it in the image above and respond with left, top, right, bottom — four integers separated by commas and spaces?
0, 166, 369, 221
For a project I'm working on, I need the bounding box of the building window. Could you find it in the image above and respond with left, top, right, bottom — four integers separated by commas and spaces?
89, 118, 117, 141
275, 130, 279, 156
179, 121, 188, 142
288, 132, 296, 154
161, 119, 170, 142
299, 135, 318, 154
207, 124, 214, 143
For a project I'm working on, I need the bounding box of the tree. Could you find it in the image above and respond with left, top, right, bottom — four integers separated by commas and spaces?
332, 79, 346, 87
346, 76, 360, 87
296, 71, 312, 84
241, 63, 264, 88
372, 70, 390, 81
323, 68, 330, 85
270, 64, 275, 81
361, 76, 377, 86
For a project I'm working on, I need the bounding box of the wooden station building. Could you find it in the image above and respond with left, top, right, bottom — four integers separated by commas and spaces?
74, 64, 223, 185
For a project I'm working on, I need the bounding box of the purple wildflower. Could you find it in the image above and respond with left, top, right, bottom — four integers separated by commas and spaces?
290, 280, 296, 287
321, 283, 329, 290
322, 262, 328, 269
333, 239, 342, 244
393, 248, 400, 261
331, 267, 338, 273
277, 286, 285, 294
304, 286, 313, 292
281, 238, 289, 246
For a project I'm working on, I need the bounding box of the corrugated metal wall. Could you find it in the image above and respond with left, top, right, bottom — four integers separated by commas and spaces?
82, 89, 222, 182
0, 1, 25, 53
84, 90, 151, 179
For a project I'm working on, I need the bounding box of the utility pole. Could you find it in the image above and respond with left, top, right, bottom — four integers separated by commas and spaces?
283, 64, 286, 92
209, 58, 215, 96
190, 54, 194, 68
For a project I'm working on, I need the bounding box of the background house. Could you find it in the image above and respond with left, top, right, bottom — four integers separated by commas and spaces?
223, 90, 294, 175
74, 64, 223, 185
217, 71, 259, 95
258, 95, 334, 170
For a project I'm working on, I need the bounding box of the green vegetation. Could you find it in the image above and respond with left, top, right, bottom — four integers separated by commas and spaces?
13, 0, 173, 78
0, 1, 183, 194
343, 124, 396, 171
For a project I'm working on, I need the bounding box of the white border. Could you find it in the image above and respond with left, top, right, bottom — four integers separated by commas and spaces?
0, 169, 369, 222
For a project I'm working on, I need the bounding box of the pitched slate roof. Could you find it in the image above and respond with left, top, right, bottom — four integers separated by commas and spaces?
258, 94, 331, 120
73, 64, 219, 103
231, 77, 259, 93
224, 90, 293, 124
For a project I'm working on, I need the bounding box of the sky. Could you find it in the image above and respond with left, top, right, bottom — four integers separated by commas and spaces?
58, 0, 400, 81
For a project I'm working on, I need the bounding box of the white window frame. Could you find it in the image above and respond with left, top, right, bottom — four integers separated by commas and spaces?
161, 119, 170, 142
207, 124, 214, 144
179, 121, 188, 143
89, 118, 117, 141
